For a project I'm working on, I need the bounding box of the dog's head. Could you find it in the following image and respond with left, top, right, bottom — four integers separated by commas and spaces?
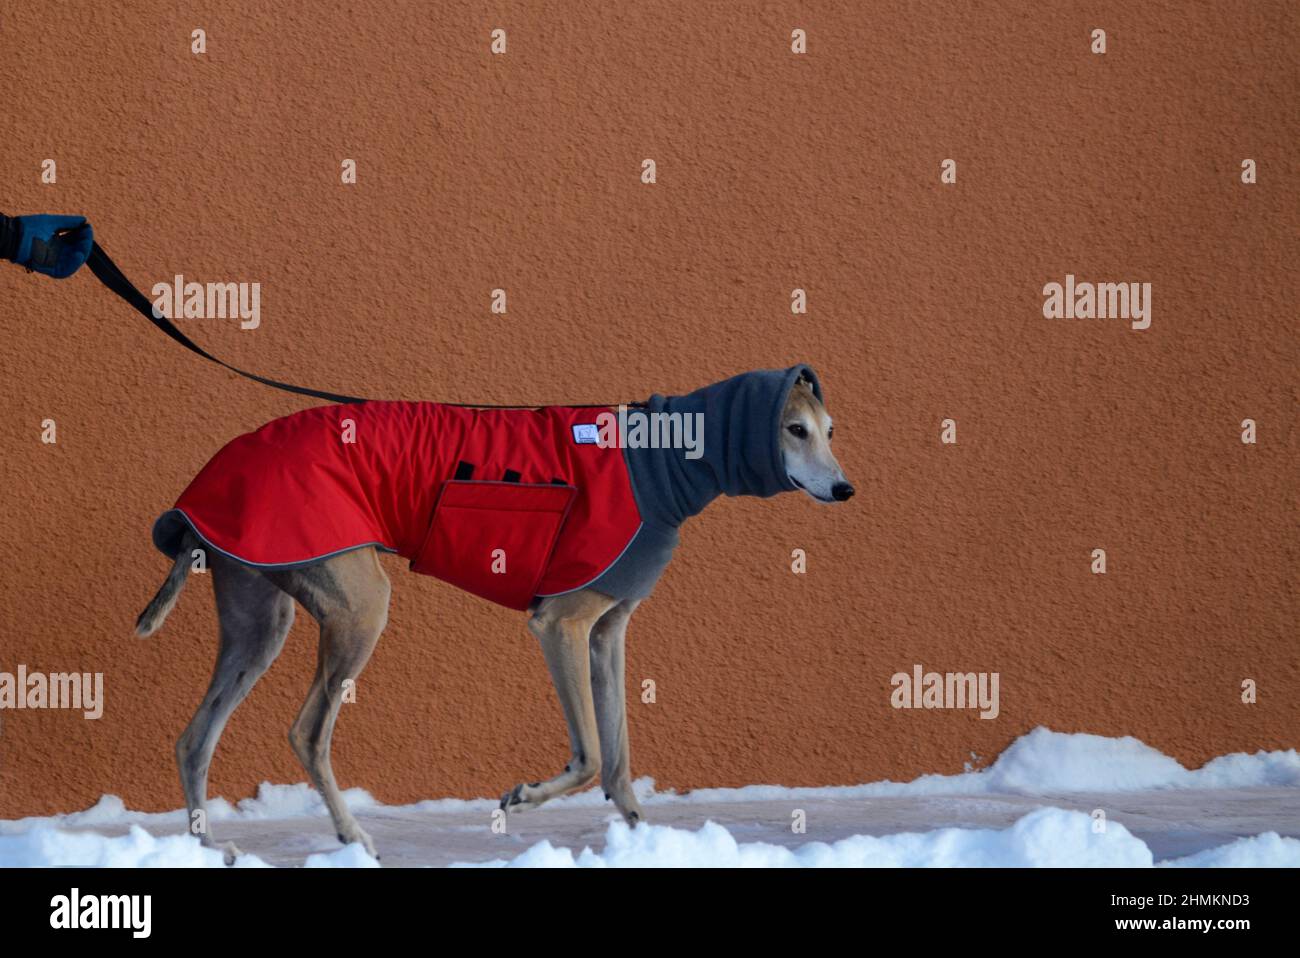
781, 372, 853, 503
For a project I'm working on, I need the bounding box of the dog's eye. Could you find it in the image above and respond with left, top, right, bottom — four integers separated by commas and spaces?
787, 424, 808, 439
827, 426, 834, 441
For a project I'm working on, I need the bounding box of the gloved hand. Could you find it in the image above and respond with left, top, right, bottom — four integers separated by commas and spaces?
0, 213, 94, 278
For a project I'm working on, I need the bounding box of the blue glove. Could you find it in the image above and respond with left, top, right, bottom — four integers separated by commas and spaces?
0, 213, 94, 279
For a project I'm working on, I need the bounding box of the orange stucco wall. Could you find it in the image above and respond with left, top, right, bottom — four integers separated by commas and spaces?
0, 1, 1296, 818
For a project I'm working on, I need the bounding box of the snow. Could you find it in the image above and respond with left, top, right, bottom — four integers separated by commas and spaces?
2, 728, 1296, 868
465, 808, 1157, 868
0, 823, 373, 868
0, 780, 379, 833
672, 726, 1300, 801
304, 842, 382, 868
1159, 831, 1300, 868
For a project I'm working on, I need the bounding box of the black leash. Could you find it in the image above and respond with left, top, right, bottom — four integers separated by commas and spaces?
86, 241, 642, 409
88, 243, 367, 404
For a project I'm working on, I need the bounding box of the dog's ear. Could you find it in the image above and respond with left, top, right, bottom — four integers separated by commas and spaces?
794, 371, 815, 393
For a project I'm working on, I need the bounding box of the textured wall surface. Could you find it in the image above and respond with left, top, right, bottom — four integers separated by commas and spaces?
0, 1, 1296, 818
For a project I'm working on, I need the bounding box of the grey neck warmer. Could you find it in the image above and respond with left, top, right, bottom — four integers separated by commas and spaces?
562, 365, 824, 602
623, 365, 824, 528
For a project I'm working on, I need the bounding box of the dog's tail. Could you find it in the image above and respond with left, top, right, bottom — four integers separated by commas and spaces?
135, 532, 200, 638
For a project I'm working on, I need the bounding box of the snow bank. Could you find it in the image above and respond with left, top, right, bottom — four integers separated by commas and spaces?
2, 728, 1295, 867
6, 809, 1292, 870
674, 727, 1300, 802
0, 824, 374, 868
0, 825, 254, 867
0, 781, 378, 835
461, 810, 1300, 868
466, 808, 1153, 868
1160, 832, 1300, 868
5, 728, 1293, 837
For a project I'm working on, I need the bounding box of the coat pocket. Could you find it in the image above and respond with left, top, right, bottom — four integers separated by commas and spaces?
411, 480, 577, 610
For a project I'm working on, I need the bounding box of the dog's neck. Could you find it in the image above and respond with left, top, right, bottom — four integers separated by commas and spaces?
621, 367, 815, 528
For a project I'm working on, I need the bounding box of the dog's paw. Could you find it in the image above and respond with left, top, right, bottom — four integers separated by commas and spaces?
500, 782, 544, 813
614, 798, 645, 827
604, 784, 645, 827
338, 827, 380, 860
218, 841, 243, 866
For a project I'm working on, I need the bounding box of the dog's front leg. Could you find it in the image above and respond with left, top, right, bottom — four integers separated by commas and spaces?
589, 599, 644, 826
501, 590, 617, 814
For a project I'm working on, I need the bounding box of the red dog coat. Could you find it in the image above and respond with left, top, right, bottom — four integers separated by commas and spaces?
153, 366, 824, 611
152, 402, 642, 610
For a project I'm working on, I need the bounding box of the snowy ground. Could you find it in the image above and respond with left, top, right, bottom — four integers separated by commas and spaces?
2, 728, 1298, 867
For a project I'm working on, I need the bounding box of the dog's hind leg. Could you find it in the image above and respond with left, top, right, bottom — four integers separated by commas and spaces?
177, 556, 294, 865
589, 599, 644, 825
501, 589, 618, 814
265, 548, 389, 859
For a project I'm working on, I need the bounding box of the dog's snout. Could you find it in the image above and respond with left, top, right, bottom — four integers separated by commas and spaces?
831, 481, 855, 502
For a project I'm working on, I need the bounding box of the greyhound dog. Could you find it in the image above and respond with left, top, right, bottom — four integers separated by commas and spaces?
135, 367, 851, 862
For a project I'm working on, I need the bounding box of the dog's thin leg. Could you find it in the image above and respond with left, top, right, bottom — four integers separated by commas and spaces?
268, 549, 389, 859
589, 599, 644, 825
177, 558, 294, 865
501, 589, 617, 814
